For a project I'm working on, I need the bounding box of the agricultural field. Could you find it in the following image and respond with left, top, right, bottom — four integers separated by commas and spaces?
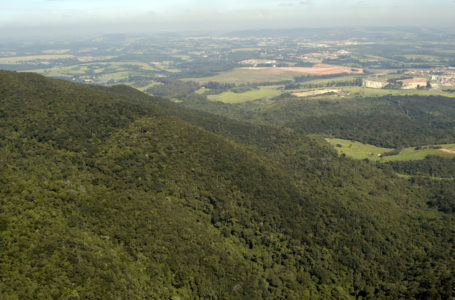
31, 65, 90, 78
282, 85, 455, 100
0, 55, 76, 64
31, 61, 160, 73
341, 86, 455, 98
292, 89, 342, 97
1, 29, 454, 103
136, 80, 163, 92
105, 61, 158, 71
150, 61, 181, 73
194, 87, 208, 94
187, 64, 362, 84
207, 85, 283, 103
401, 54, 443, 62
287, 86, 455, 99
296, 74, 363, 85
29, 64, 132, 83
326, 138, 393, 160
21, 60, 179, 85
326, 138, 455, 162
266, 65, 362, 75
95, 71, 131, 82
186, 67, 298, 84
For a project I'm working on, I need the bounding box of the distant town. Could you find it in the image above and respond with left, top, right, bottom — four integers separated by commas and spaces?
1, 28, 454, 101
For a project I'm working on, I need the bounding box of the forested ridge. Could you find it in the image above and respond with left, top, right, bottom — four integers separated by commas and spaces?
180, 94, 455, 148
1, 71, 454, 299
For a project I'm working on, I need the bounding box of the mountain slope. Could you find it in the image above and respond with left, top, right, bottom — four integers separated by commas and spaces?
180, 94, 455, 148
1, 71, 454, 299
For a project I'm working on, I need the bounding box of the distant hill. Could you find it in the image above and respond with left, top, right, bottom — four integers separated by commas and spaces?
0, 70, 454, 299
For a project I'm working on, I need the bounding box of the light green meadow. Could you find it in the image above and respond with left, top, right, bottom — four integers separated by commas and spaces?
326, 138, 455, 162
207, 86, 283, 103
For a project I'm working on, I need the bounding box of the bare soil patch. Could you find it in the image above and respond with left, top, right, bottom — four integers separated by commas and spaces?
246, 64, 363, 76
440, 148, 455, 154
292, 89, 342, 97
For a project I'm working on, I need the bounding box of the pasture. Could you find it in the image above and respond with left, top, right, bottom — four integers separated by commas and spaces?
186, 64, 362, 84
187, 68, 298, 84
136, 81, 163, 92
207, 85, 283, 103
341, 86, 455, 98
0, 55, 75, 64
292, 89, 342, 97
326, 138, 455, 162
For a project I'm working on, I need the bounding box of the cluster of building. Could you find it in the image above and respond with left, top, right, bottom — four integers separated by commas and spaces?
430, 75, 455, 88
363, 68, 455, 90
406, 68, 455, 88
240, 59, 277, 67
363, 77, 429, 89
298, 50, 351, 64
363, 79, 388, 89
398, 78, 429, 89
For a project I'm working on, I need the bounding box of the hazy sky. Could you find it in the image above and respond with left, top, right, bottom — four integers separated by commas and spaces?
1, 0, 455, 36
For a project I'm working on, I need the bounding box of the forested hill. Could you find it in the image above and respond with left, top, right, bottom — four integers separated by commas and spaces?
0, 70, 454, 299
180, 93, 455, 148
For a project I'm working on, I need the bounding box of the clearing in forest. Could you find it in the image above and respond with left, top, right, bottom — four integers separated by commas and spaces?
207, 86, 282, 103
326, 138, 455, 162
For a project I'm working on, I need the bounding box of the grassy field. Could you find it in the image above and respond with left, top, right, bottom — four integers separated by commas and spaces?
207, 86, 283, 103
326, 138, 455, 162
150, 61, 181, 72
136, 81, 163, 92
105, 62, 158, 71
388, 146, 455, 161
96, 72, 130, 82
297, 75, 362, 85
195, 87, 209, 94
27, 65, 132, 82
24, 60, 176, 83
285, 86, 411, 100
186, 68, 299, 84
401, 54, 442, 62
0, 55, 75, 64
292, 89, 342, 97
188, 65, 362, 85
326, 138, 392, 161
396, 173, 454, 181
328, 86, 455, 98
29, 65, 90, 78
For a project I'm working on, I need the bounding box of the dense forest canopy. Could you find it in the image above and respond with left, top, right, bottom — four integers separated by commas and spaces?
0, 71, 454, 298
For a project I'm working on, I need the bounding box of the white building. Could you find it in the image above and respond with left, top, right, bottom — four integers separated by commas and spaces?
398, 78, 428, 89
363, 79, 388, 89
